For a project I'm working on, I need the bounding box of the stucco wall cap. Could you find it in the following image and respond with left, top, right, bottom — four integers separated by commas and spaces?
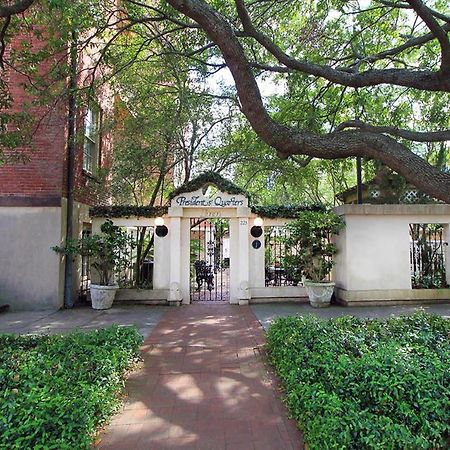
333, 204, 450, 216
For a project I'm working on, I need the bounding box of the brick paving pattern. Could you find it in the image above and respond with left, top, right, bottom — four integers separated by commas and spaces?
96, 304, 303, 449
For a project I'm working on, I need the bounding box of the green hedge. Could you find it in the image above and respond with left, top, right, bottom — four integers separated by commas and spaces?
251, 204, 325, 218
0, 326, 143, 449
267, 313, 450, 449
168, 171, 249, 199
90, 205, 168, 218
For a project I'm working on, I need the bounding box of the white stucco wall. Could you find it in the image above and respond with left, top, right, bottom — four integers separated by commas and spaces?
153, 229, 170, 290
229, 218, 239, 304
333, 204, 450, 301
0, 206, 64, 310
180, 218, 191, 304
343, 215, 411, 290
248, 222, 265, 288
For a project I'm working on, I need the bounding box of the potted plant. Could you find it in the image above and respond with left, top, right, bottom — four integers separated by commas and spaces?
53, 220, 134, 309
283, 211, 345, 307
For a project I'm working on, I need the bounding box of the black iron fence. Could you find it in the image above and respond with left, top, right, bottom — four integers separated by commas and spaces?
79, 228, 91, 300
117, 226, 155, 288
410, 223, 448, 289
264, 226, 301, 286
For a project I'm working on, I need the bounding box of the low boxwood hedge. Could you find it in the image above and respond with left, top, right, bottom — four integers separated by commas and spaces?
267, 312, 450, 449
0, 326, 142, 449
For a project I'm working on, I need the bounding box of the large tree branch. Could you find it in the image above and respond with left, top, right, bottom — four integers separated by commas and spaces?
233, 0, 449, 91
0, 0, 35, 18
251, 23, 450, 72
165, 0, 450, 203
354, 22, 450, 66
405, 0, 450, 70
376, 0, 450, 23
0, 15, 10, 68
335, 120, 450, 142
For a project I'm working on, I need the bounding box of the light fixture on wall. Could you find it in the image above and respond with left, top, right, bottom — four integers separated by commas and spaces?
250, 217, 263, 238
155, 217, 168, 237
253, 217, 264, 227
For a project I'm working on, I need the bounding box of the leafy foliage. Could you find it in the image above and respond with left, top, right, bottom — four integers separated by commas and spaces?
267, 313, 450, 450
169, 171, 249, 199
2, 0, 449, 204
283, 211, 345, 282
89, 202, 326, 219
90, 205, 168, 218
53, 219, 135, 285
251, 204, 324, 218
208, 120, 358, 206
0, 326, 142, 450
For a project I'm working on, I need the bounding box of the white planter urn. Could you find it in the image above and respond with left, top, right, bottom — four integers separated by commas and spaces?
304, 281, 335, 308
90, 284, 119, 310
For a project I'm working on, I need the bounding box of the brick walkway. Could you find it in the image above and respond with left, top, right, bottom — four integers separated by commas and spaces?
96, 304, 303, 449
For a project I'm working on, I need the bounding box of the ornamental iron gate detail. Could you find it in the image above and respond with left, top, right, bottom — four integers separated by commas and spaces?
409, 223, 448, 289
190, 218, 230, 302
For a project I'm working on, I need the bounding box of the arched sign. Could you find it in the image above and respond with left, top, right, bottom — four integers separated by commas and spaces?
171, 187, 249, 209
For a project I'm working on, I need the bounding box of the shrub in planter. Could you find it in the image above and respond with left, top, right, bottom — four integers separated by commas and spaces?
53, 220, 135, 309
283, 211, 345, 307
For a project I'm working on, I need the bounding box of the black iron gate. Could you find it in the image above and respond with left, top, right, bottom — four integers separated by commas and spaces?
190, 218, 230, 302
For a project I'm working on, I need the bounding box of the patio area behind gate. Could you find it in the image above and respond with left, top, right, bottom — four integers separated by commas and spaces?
190, 218, 230, 302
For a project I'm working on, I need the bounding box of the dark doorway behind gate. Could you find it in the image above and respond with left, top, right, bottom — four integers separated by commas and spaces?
190, 218, 230, 302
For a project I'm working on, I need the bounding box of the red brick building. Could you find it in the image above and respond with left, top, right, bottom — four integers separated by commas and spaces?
0, 31, 115, 310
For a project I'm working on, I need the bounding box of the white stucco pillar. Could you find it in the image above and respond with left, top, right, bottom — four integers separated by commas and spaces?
249, 224, 265, 288
180, 218, 191, 304
229, 218, 239, 304
333, 224, 348, 289
169, 216, 182, 298
153, 228, 170, 289
237, 215, 250, 302
91, 218, 102, 235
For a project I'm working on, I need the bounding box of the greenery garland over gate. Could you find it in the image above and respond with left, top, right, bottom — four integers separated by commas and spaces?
90, 172, 325, 219
89, 204, 325, 219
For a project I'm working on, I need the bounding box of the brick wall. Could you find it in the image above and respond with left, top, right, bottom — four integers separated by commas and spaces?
0, 31, 67, 202
0, 30, 115, 207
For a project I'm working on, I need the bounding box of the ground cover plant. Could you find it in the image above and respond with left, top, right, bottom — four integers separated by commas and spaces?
267, 312, 450, 450
0, 325, 142, 449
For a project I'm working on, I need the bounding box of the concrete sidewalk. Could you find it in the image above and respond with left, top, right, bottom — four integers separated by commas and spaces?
1, 302, 447, 337
0, 305, 168, 338
95, 304, 303, 450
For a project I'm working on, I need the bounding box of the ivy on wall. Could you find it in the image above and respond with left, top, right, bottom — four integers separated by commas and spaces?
251, 204, 325, 218
90, 204, 324, 219
90, 205, 168, 218
90, 172, 325, 219
168, 171, 250, 199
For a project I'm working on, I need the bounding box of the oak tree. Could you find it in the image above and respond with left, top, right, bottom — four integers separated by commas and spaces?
153, 0, 450, 202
